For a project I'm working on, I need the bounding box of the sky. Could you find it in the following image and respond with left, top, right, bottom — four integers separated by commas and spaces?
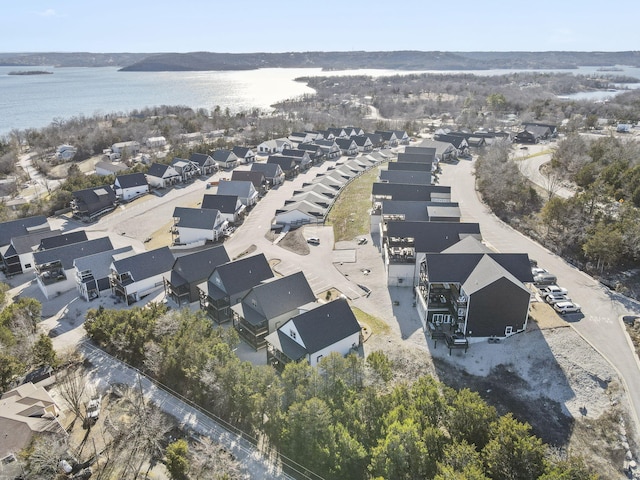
2, 1, 639, 53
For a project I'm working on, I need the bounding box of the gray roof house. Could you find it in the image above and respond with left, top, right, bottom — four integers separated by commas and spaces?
110, 246, 175, 305
74, 246, 134, 301
265, 298, 362, 371
232, 146, 256, 164
146, 163, 181, 188
387, 161, 433, 173
1, 229, 60, 276
198, 253, 274, 324
0, 216, 49, 250
372, 183, 451, 203
379, 169, 432, 185
171, 158, 201, 182
190, 153, 217, 175
211, 149, 239, 169
232, 271, 317, 350
172, 207, 227, 245
113, 173, 149, 202
334, 138, 359, 156
33, 237, 114, 300
71, 186, 117, 221
231, 170, 267, 196
416, 140, 458, 163
250, 162, 285, 186
267, 155, 298, 179
164, 245, 230, 306
418, 251, 533, 341
201, 194, 246, 224
216, 180, 259, 207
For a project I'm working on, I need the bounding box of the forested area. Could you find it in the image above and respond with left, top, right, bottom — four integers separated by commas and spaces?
82, 305, 598, 480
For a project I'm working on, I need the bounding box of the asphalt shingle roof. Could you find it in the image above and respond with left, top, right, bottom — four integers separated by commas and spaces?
112, 246, 174, 281
201, 194, 240, 214
167, 245, 230, 287
386, 221, 481, 253
0, 216, 49, 247
173, 207, 221, 230
206, 253, 273, 298
33, 237, 114, 269
115, 172, 148, 189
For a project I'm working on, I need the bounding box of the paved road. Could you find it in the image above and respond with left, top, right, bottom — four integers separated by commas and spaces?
441, 157, 640, 432
80, 341, 293, 480
513, 145, 574, 199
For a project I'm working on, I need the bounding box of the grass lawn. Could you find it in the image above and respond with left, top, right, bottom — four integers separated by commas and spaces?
326, 168, 379, 242
352, 306, 390, 335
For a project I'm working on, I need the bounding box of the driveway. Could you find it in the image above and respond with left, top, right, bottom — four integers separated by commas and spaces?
441, 157, 640, 432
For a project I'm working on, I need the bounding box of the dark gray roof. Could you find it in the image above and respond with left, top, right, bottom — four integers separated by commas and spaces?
206, 253, 273, 298
238, 271, 316, 326
33, 237, 114, 269
173, 207, 221, 230
231, 170, 265, 188
232, 146, 253, 157
167, 245, 230, 287
425, 252, 533, 284
265, 329, 308, 361
251, 162, 282, 178
434, 134, 468, 148
217, 180, 255, 198
379, 170, 431, 185
190, 152, 214, 166
405, 146, 437, 157
297, 143, 323, 154
5, 229, 61, 256
115, 172, 148, 189
73, 246, 133, 278
335, 138, 357, 149
281, 149, 308, 158
387, 161, 432, 172
112, 246, 174, 281
147, 163, 173, 177
39, 231, 88, 250
397, 152, 435, 164
211, 149, 237, 162
381, 200, 433, 222
72, 185, 117, 213
372, 183, 450, 201
201, 194, 240, 214
386, 221, 481, 253
283, 298, 360, 354
267, 155, 297, 171
0, 216, 49, 247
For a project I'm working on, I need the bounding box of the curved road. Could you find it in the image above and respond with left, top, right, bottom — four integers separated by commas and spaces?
442, 157, 640, 434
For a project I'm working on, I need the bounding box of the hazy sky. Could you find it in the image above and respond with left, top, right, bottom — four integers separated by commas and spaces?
3, 1, 638, 53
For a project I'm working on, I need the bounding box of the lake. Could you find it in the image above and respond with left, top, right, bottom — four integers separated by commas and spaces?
2, 65, 639, 137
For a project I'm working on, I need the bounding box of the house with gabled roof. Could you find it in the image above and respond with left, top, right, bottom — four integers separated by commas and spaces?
313, 139, 341, 159
362, 133, 383, 149
95, 161, 128, 176
417, 139, 459, 163
251, 162, 285, 187
171, 157, 201, 182
393, 130, 411, 144
201, 194, 246, 224
375, 130, 399, 147
334, 138, 359, 156
417, 245, 533, 340
211, 149, 239, 170
198, 253, 274, 324
217, 180, 259, 207
33, 237, 115, 299
231, 146, 256, 164
164, 245, 230, 305
267, 155, 298, 179
0, 216, 50, 273
434, 134, 470, 156
372, 183, 451, 204
1, 229, 61, 276
110, 246, 175, 305
286, 191, 332, 209
146, 163, 181, 188
379, 169, 432, 185
113, 172, 149, 202
190, 153, 217, 175
374, 200, 461, 235
71, 185, 118, 222
111, 141, 140, 157
324, 127, 348, 139
231, 170, 267, 196
75, 246, 134, 301
257, 138, 293, 155
344, 126, 365, 137
0, 382, 65, 460
294, 182, 338, 199
387, 161, 433, 173
383, 221, 481, 287
297, 143, 324, 163
274, 200, 326, 229
288, 132, 315, 145
265, 297, 362, 371
232, 271, 317, 350
172, 206, 227, 245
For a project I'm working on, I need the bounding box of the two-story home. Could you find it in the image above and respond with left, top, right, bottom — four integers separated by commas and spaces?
231, 170, 268, 197
250, 162, 285, 187
267, 155, 298, 179
334, 138, 359, 156
211, 149, 239, 170
113, 173, 149, 202
217, 180, 259, 207
257, 138, 293, 155
198, 253, 274, 324
171, 158, 201, 182
164, 245, 230, 306
110, 247, 175, 305
1, 229, 65, 276
190, 153, 218, 176
296, 143, 324, 163
265, 298, 362, 372
146, 163, 181, 188
172, 207, 227, 245
74, 246, 134, 301
71, 185, 118, 222
0, 216, 50, 274
313, 139, 341, 159
375, 130, 399, 147
232, 146, 256, 164
201, 194, 246, 224
111, 141, 140, 158
379, 169, 432, 186
232, 271, 317, 350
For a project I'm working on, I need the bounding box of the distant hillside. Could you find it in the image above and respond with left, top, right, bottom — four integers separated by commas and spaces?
2, 50, 639, 71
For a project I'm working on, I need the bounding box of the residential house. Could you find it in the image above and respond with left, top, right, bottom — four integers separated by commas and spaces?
0, 382, 65, 460
164, 245, 230, 305
257, 138, 293, 155
251, 162, 285, 187
273, 201, 326, 229
1, 229, 61, 276
201, 194, 246, 224
293, 182, 338, 200
522, 122, 557, 138
33, 237, 114, 299
313, 139, 341, 159
393, 130, 411, 144
232, 271, 317, 350
171, 157, 201, 182
172, 207, 227, 245
0, 216, 50, 273
383, 221, 481, 287
198, 253, 274, 324
405, 145, 439, 165
71, 185, 117, 221
324, 127, 347, 139
361, 133, 382, 150
417, 248, 533, 339
232, 146, 256, 164
190, 153, 218, 175
267, 155, 298, 179
113, 172, 149, 202
55, 145, 76, 161
288, 132, 315, 144
372, 183, 451, 204
286, 191, 331, 209
334, 138, 359, 156
38, 231, 88, 251
110, 247, 175, 305
217, 180, 259, 207
111, 141, 140, 158
375, 130, 399, 147
265, 298, 362, 371
387, 161, 433, 173
211, 149, 239, 170
74, 246, 134, 301
231, 170, 268, 196
278, 151, 312, 172
146, 163, 181, 188
95, 161, 128, 176
344, 127, 365, 137
379, 169, 432, 185
434, 134, 470, 156
297, 143, 324, 163
374, 200, 461, 235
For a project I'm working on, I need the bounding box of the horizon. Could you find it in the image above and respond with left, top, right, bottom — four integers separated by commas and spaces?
4, 1, 639, 53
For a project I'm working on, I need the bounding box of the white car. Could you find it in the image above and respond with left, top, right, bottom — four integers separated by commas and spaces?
545, 293, 570, 304
540, 285, 568, 295
307, 237, 320, 245
554, 301, 581, 315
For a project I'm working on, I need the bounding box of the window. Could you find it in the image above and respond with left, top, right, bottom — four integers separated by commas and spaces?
289, 329, 296, 339
25, 263, 32, 269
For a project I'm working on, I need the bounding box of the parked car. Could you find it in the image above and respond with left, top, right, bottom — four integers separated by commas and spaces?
307, 237, 320, 245
531, 267, 547, 276
534, 273, 557, 285
545, 293, 570, 304
540, 285, 568, 295
554, 301, 582, 315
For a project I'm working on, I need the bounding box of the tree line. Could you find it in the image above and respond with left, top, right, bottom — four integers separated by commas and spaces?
83, 305, 598, 479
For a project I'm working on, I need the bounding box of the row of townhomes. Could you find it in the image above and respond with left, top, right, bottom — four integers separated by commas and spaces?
371, 140, 534, 353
